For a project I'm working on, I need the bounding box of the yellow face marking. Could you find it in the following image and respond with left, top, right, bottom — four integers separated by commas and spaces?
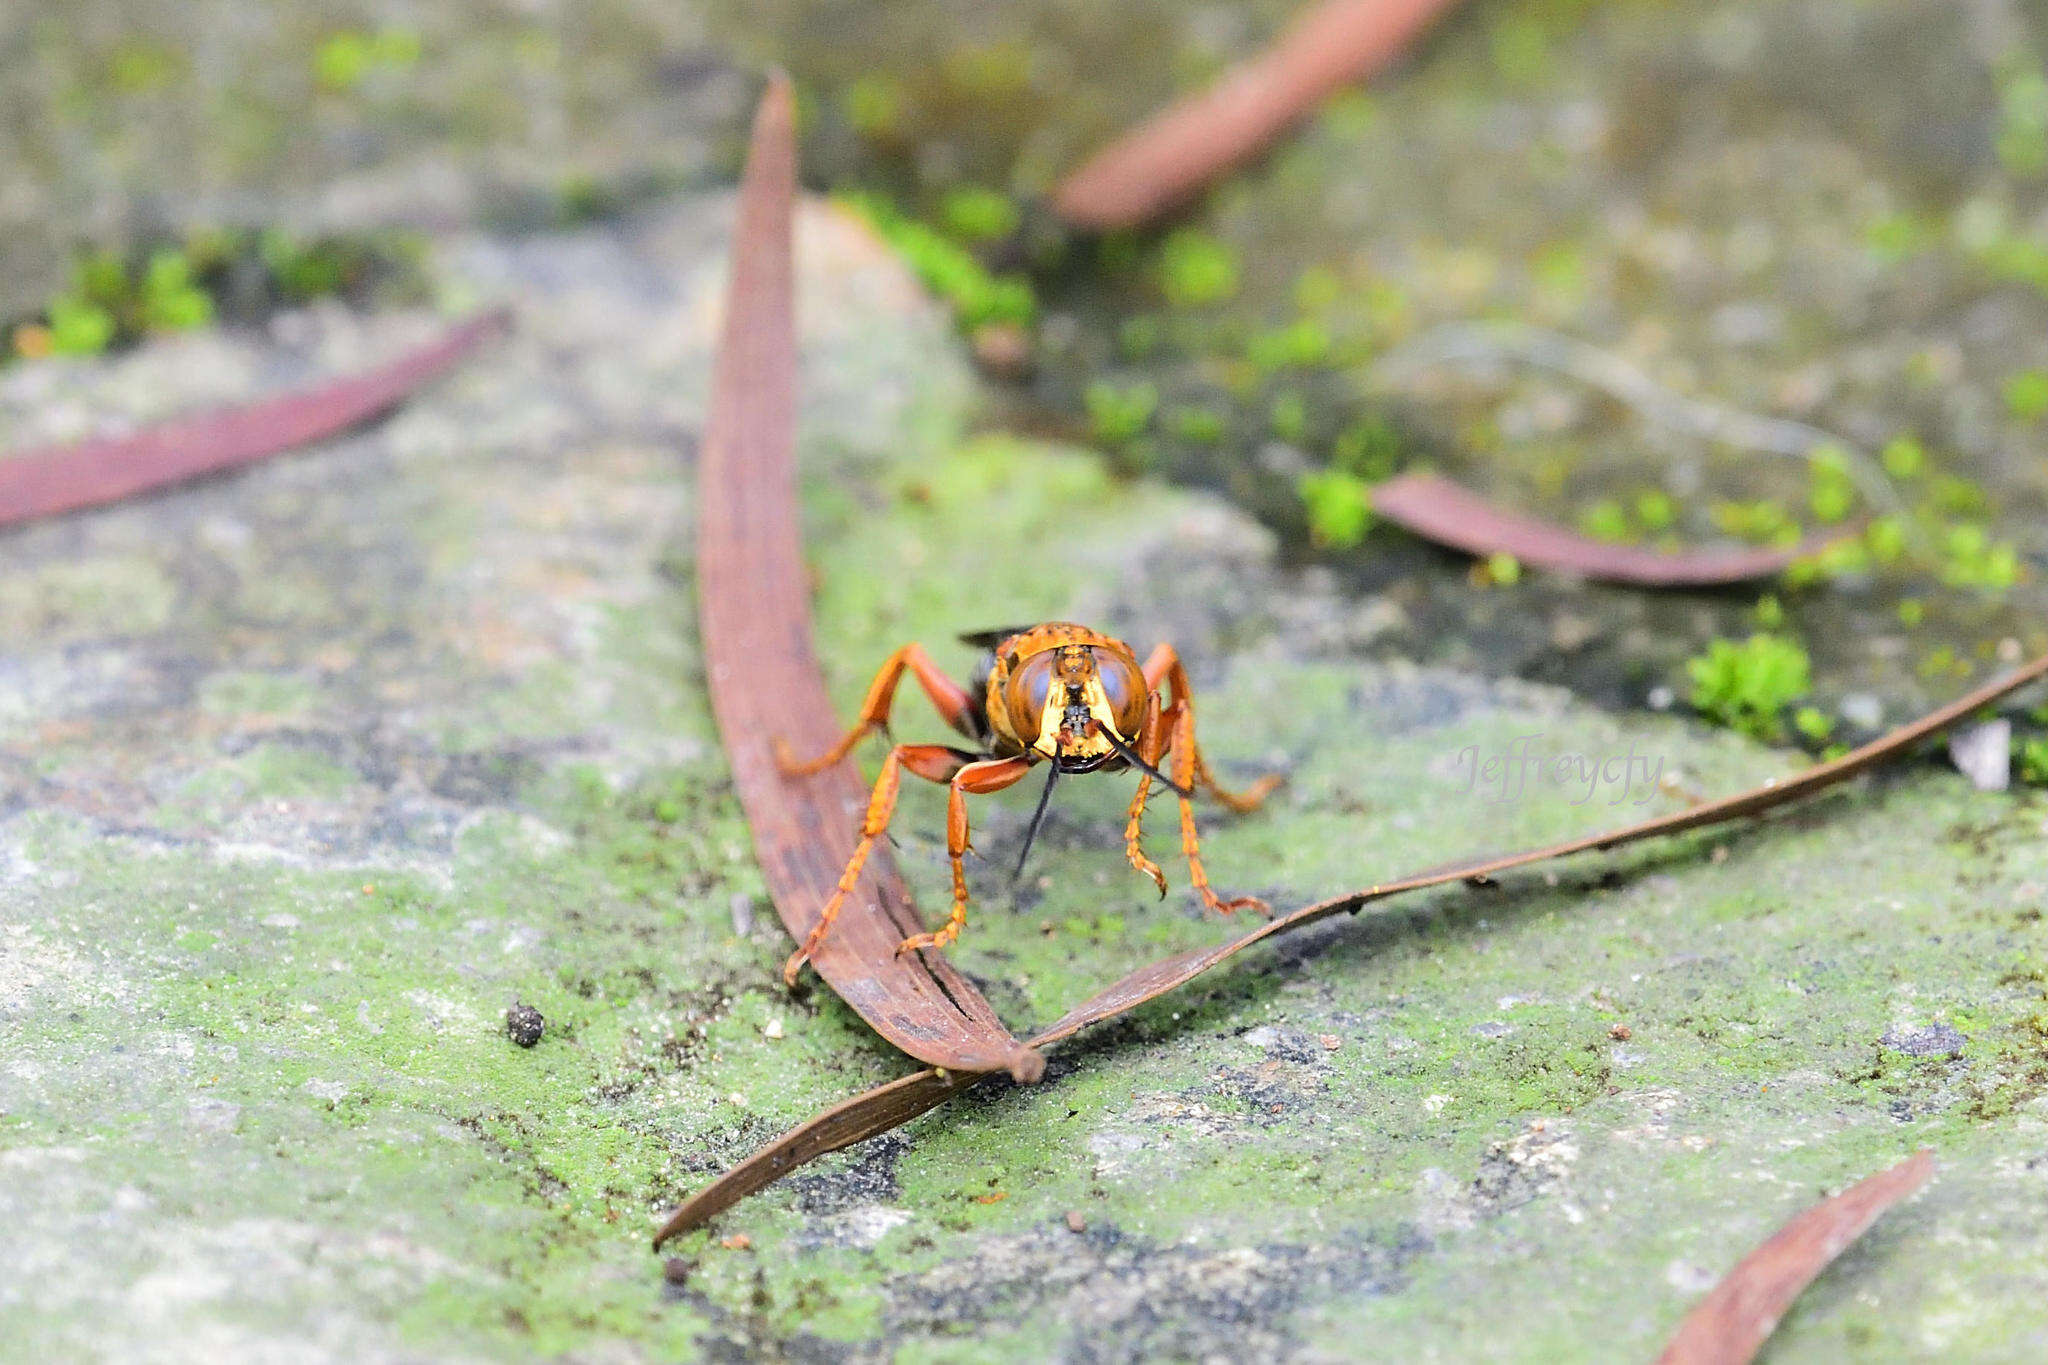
1035, 674, 1121, 761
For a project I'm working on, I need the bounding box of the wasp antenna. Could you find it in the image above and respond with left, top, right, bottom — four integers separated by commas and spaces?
1097, 726, 1192, 798
1013, 764, 1061, 881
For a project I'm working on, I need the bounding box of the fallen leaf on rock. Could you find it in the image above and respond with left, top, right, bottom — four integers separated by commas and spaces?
1655, 1151, 1934, 1365
1054, 0, 1467, 230
655, 652, 2046, 1243
0, 308, 510, 529
691, 72, 1039, 1086
1371, 472, 1854, 587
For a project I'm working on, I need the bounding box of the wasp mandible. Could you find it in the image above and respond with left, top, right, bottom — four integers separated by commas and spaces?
776, 622, 1283, 985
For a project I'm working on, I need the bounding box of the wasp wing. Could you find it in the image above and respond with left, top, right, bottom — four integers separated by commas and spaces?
956, 626, 1037, 651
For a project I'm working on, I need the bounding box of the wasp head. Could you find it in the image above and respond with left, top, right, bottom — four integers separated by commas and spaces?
1003, 643, 1148, 772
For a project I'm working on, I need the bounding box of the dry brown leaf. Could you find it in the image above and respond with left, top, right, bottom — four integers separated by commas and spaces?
656, 654, 2046, 1245
1656, 1151, 1935, 1364
1054, 0, 1467, 229
0, 309, 511, 529
1371, 472, 1854, 586
694, 73, 1040, 1082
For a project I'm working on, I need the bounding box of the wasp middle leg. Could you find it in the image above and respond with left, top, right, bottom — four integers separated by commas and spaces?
782, 742, 974, 985
1123, 691, 1170, 897
897, 754, 1035, 958
777, 643, 977, 776
1166, 698, 1270, 917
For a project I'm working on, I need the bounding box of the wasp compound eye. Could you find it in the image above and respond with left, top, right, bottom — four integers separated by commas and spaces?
1006, 651, 1057, 739
1095, 650, 1148, 738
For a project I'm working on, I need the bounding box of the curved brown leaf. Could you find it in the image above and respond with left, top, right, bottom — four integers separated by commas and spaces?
695, 73, 1039, 1082
0, 308, 512, 530
1656, 1151, 1935, 1365
1371, 472, 1853, 586
653, 1069, 977, 1245
1054, 0, 1467, 230
655, 653, 2048, 1240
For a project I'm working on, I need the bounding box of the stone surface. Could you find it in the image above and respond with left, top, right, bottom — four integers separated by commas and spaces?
5, 191, 2048, 1361
0, 0, 754, 317
10, 2, 2048, 1355
750, 0, 2048, 716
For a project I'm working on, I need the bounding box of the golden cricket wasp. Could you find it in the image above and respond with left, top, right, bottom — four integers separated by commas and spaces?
776, 622, 1283, 984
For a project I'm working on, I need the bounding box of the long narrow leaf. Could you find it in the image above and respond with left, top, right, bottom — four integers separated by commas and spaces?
657, 653, 2047, 1241
0, 309, 511, 529
1055, 0, 1466, 229
693, 73, 1039, 1082
1656, 1151, 1935, 1365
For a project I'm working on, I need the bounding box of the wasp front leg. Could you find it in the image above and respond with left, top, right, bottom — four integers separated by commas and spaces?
776, 643, 977, 776
1122, 692, 1170, 897
1160, 697, 1270, 917
1140, 642, 1284, 812
1118, 691, 1264, 914
897, 755, 1035, 958
782, 743, 973, 985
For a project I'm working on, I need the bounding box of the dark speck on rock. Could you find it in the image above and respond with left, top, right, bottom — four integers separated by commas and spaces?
791, 1135, 906, 1216
506, 1002, 545, 1048
1880, 1022, 1966, 1057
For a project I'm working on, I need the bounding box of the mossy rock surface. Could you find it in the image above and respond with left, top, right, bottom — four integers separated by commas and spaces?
4, 195, 2048, 1361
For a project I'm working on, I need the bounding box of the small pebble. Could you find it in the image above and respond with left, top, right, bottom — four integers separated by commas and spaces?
1318, 1034, 1341, 1052
1840, 692, 1884, 731
720, 1233, 752, 1251
1065, 1210, 1088, 1233
762, 1018, 784, 1040
1949, 720, 2012, 792
970, 322, 1033, 381
506, 1002, 545, 1048
1609, 1023, 1632, 1041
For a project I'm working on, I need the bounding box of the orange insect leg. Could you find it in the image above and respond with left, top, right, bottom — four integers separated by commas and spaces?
1122, 692, 1169, 896
781, 743, 968, 985
897, 755, 1035, 958
1170, 699, 1269, 918
777, 643, 976, 776
1140, 641, 1281, 811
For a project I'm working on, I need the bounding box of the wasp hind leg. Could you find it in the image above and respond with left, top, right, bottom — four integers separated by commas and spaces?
1194, 749, 1283, 813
